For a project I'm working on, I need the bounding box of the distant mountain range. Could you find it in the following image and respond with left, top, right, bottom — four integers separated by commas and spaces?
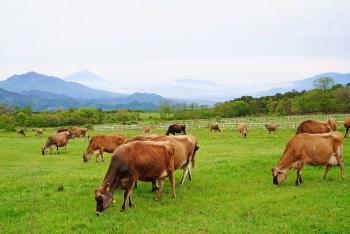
0, 71, 349, 111
254, 72, 350, 97
0, 72, 172, 111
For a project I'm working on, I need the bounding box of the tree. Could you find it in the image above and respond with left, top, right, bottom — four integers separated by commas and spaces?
313, 77, 334, 91
159, 101, 172, 120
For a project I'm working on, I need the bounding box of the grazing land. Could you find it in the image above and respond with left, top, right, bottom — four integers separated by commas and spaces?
1, 126, 350, 233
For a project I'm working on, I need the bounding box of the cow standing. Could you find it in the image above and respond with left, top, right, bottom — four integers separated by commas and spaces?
143, 126, 151, 134
35, 128, 43, 136
42, 132, 70, 155
17, 128, 25, 137
68, 127, 89, 141
237, 123, 248, 138
94, 141, 176, 214
272, 131, 344, 186
296, 119, 337, 134
210, 124, 221, 132
83, 134, 126, 163
166, 124, 186, 135
265, 124, 278, 134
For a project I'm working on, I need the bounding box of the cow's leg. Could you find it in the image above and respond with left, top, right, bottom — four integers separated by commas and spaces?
345, 128, 349, 138
335, 152, 345, 180
100, 152, 104, 162
128, 189, 134, 208
180, 166, 189, 186
156, 177, 165, 201
169, 170, 176, 198
50, 147, 52, 155
295, 164, 304, 185
64, 145, 67, 151
188, 166, 193, 181
56, 146, 59, 155
151, 181, 158, 192
323, 165, 331, 180
120, 181, 134, 212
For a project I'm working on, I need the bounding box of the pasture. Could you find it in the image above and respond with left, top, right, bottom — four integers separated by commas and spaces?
1, 126, 350, 233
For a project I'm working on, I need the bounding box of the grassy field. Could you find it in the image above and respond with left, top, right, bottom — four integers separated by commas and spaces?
1, 126, 350, 233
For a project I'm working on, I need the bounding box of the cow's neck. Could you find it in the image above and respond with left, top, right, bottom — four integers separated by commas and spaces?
276, 150, 295, 173
102, 167, 118, 193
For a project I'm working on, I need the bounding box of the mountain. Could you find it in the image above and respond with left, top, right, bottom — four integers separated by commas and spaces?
0, 72, 174, 111
0, 89, 163, 111
0, 72, 124, 99
255, 72, 350, 97
64, 70, 105, 82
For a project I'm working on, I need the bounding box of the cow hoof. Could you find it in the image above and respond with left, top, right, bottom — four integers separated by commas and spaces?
120, 208, 126, 212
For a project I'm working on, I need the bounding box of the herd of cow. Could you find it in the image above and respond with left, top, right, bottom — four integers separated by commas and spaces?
16, 118, 350, 215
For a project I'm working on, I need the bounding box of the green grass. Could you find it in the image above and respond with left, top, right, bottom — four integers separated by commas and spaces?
1, 127, 350, 233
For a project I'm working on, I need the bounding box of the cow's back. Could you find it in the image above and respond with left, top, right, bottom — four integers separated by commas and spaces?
296, 120, 329, 134
113, 141, 174, 181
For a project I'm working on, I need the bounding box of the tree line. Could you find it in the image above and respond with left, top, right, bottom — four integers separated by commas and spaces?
0, 77, 349, 129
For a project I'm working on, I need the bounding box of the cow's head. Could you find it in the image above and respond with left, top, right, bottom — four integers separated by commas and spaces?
242, 130, 248, 138
271, 167, 287, 186
83, 152, 91, 163
95, 183, 113, 215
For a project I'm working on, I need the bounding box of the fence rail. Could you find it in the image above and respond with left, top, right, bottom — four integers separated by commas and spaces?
94, 114, 349, 131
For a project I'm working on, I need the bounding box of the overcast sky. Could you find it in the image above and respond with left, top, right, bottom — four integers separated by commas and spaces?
1, 0, 349, 87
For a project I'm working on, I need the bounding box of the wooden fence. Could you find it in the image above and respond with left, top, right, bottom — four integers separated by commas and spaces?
94, 113, 348, 131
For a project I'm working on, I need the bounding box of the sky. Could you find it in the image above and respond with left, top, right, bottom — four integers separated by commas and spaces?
1, 0, 350, 93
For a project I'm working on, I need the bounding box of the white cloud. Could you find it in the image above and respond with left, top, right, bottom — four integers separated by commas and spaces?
0, 0, 349, 92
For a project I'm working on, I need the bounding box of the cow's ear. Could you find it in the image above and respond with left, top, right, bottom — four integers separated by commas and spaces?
103, 183, 110, 192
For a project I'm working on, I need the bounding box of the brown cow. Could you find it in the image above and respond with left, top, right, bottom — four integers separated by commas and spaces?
94, 140, 176, 214
83, 134, 126, 163
35, 128, 43, 136
344, 117, 350, 138
143, 125, 151, 134
17, 128, 25, 136
237, 123, 248, 138
41, 131, 70, 155
68, 127, 89, 141
296, 118, 337, 134
57, 127, 69, 133
142, 135, 199, 186
210, 124, 221, 132
272, 131, 344, 186
166, 124, 186, 135
265, 123, 278, 134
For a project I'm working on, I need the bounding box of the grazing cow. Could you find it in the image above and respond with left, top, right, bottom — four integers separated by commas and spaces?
94, 141, 176, 214
35, 128, 43, 136
237, 123, 248, 138
17, 128, 25, 136
210, 124, 221, 132
83, 134, 126, 163
344, 117, 350, 138
142, 135, 199, 186
265, 123, 278, 134
68, 127, 89, 141
271, 131, 344, 186
57, 127, 69, 133
143, 125, 151, 134
41, 132, 70, 155
166, 124, 186, 135
296, 118, 337, 134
